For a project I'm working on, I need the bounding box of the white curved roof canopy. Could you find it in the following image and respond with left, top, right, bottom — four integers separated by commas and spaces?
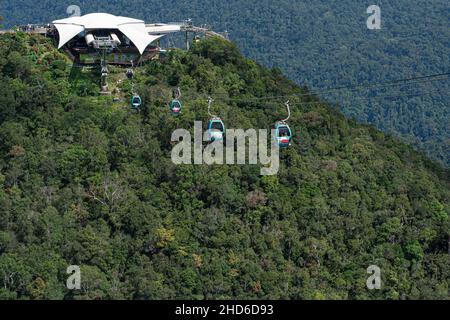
52, 13, 163, 54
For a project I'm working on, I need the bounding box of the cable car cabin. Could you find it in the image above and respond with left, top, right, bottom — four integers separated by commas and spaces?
207, 118, 226, 141
275, 122, 292, 148
169, 99, 182, 115
131, 95, 142, 109
126, 69, 134, 79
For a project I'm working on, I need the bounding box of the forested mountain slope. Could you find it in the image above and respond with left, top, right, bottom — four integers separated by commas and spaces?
0, 33, 448, 299
0, 0, 448, 167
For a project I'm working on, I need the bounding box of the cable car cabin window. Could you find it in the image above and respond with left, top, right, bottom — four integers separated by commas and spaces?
211, 122, 224, 131
171, 100, 181, 108
278, 127, 291, 137
131, 96, 142, 109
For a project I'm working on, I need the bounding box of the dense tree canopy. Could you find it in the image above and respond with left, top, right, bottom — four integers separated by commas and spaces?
0, 33, 448, 300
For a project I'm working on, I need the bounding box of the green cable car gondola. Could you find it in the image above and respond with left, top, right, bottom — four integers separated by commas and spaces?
275, 121, 292, 148
274, 101, 293, 148
170, 87, 182, 115
207, 117, 226, 141
170, 99, 182, 116
131, 95, 142, 109
206, 97, 225, 141
126, 69, 134, 80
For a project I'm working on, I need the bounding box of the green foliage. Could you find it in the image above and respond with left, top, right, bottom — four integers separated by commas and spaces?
0, 33, 448, 300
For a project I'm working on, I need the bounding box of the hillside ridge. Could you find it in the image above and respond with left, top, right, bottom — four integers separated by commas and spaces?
0, 33, 448, 300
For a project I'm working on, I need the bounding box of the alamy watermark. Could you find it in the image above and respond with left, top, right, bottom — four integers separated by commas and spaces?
66, 5, 81, 18
367, 5, 381, 30
366, 265, 381, 290
66, 265, 81, 290
171, 122, 281, 176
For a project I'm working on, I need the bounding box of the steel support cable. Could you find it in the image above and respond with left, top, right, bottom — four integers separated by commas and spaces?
210, 72, 450, 103
180, 74, 450, 106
